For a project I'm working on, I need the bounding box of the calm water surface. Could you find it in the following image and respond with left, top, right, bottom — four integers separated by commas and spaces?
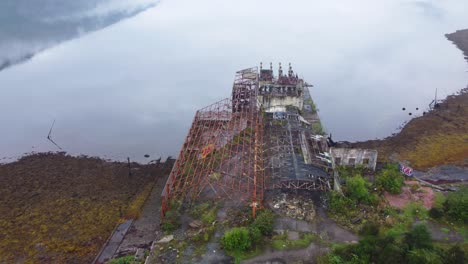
1, 0, 468, 163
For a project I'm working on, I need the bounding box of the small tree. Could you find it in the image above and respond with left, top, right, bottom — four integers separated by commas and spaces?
443, 187, 468, 223
161, 202, 181, 232
251, 210, 274, 236
359, 222, 379, 237
346, 175, 370, 203
407, 249, 442, 264
221, 227, 252, 253
376, 164, 404, 194
404, 224, 432, 250
328, 191, 355, 214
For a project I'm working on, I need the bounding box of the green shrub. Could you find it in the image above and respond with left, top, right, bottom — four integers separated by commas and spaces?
446, 245, 465, 264
359, 222, 380, 237
443, 187, 468, 223
407, 249, 442, 264
107, 255, 140, 264
328, 191, 355, 213
317, 253, 346, 264
201, 207, 217, 224
346, 175, 371, 203
376, 164, 405, 194
249, 226, 262, 244
429, 207, 443, 219
403, 202, 429, 221
251, 210, 274, 236
433, 192, 446, 209
191, 202, 211, 218
404, 224, 432, 250
161, 202, 181, 232
221, 227, 252, 253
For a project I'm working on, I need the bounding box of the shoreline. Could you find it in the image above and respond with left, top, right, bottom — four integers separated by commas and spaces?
347, 29, 468, 171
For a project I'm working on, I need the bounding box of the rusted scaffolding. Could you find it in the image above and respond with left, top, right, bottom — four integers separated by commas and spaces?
161, 68, 265, 218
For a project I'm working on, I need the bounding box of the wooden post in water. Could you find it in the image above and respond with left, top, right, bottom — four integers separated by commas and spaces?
127, 157, 132, 177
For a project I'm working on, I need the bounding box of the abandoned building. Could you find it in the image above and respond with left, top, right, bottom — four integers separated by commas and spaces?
330, 148, 378, 170
161, 64, 378, 218
258, 62, 313, 112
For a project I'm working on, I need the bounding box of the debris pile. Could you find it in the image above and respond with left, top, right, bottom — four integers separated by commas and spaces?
271, 194, 316, 221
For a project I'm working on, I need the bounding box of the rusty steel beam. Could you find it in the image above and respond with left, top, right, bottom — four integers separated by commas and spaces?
161, 68, 265, 218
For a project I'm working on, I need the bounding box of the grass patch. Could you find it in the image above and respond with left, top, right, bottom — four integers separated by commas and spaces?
312, 122, 325, 135
124, 183, 155, 219
0, 153, 171, 263
108, 255, 144, 264
271, 232, 320, 250
441, 227, 450, 234
191, 201, 218, 225
434, 192, 447, 209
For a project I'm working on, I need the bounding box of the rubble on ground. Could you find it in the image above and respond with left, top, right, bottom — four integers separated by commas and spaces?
156, 235, 174, 244
189, 220, 203, 229
270, 193, 316, 221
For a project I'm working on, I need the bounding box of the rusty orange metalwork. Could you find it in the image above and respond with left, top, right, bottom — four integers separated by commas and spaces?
161, 67, 265, 218
200, 144, 215, 159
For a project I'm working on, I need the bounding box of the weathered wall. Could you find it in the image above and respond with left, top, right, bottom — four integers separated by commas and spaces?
259, 95, 303, 111
330, 147, 378, 170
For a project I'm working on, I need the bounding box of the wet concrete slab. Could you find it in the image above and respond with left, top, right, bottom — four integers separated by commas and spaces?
94, 220, 133, 264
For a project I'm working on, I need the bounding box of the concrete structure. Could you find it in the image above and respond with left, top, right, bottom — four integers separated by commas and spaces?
258, 62, 311, 112
162, 64, 377, 218
330, 148, 378, 171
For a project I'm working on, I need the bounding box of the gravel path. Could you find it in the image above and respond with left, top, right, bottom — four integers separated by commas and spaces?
115, 173, 170, 256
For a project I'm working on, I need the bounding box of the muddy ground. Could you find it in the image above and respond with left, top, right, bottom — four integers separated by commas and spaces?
0, 152, 170, 264
447, 29, 468, 60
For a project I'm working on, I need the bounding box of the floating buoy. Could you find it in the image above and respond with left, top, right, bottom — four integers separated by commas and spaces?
409, 113, 412, 116
402, 107, 406, 111
144, 154, 150, 158
416, 107, 419, 110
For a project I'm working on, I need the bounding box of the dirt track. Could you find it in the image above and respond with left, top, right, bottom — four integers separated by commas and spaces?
115, 172, 170, 256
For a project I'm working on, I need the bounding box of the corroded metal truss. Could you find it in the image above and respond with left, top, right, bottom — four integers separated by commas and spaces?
161, 68, 265, 217
269, 178, 331, 192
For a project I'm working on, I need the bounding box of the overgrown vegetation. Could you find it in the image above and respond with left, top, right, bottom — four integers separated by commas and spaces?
107, 255, 144, 264
319, 223, 467, 264
161, 201, 182, 232
221, 227, 252, 254
312, 122, 325, 135
325, 163, 468, 263
271, 232, 321, 250
0, 153, 170, 263
327, 164, 430, 233
444, 187, 468, 224
375, 163, 405, 194
304, 98, 318, 113
221, 209, 275, 263
353, 89, 468, 170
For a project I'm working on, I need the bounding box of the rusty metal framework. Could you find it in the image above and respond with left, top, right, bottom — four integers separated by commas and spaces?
263, 100, 334, 191
270, 179, 331, 191
161, 68, 264, 217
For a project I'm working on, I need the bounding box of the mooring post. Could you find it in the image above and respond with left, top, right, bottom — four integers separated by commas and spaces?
127, 157, 132, 176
